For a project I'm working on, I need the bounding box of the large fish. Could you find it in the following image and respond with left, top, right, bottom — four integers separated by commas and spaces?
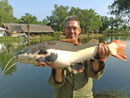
16, 39, 127, 67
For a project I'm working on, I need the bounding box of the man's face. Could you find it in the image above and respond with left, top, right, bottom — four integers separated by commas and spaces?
64, 20, 81, 41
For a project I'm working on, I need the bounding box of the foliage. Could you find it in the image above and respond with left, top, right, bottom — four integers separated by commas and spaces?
47, 4, 69, 31
17, 13, 38, 36
109, 17, 124, 33
46, 4, 128, 34
46, 4, 102, 33
99, 16, 109, 33
69, 8, 102, 33
109, 0, 130, 21
42, 19, 48, 25
99, 16, 124, 33
0, 53, 16, 75
0, 0, 16, 26
18, 13, 38, 24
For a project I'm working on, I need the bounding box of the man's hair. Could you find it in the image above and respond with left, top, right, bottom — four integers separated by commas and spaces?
64, 16, 80, 28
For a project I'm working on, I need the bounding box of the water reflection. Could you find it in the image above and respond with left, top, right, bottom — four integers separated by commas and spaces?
0, 35, 130, 98
0, 43, 6, 52
0, 53, 16, 75
0, 41, 28, 75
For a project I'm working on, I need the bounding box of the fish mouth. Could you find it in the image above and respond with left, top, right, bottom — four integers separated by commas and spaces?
16, 54, 50, 66
16, 54, 38, 65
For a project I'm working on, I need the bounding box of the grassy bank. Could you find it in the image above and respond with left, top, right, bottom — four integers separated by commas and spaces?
0, 33, 129, 42
0, 34, 102, 42
0, 36, 23, 41
0, 35, 65, 42
93, 89, 130, 98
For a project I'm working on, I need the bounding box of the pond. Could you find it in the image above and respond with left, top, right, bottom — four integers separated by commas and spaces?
0, 35, 130, 98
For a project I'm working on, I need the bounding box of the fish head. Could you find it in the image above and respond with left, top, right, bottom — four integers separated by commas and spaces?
16, 47, 58, 66
15, 46, 40, 65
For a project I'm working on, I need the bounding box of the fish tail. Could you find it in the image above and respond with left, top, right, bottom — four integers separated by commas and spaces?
110, 40, 127, 61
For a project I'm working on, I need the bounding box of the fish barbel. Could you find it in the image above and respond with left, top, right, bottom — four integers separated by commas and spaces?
16, 39, 127, 67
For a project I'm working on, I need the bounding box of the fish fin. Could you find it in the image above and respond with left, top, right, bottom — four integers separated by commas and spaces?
110, 40, 127, 61
61, 39, 81, 45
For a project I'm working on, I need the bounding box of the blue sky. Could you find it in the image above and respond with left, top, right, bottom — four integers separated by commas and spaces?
8, 0, 114, 21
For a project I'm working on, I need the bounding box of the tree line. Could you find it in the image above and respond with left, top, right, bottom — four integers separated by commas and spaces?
0, 0, 130, 34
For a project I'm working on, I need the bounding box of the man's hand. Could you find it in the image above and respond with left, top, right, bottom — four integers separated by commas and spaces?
37, 62, 48, 67
97, 41, 110, 60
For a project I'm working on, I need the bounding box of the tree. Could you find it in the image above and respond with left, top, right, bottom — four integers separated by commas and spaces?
109, 0, 130, 21
99, 16, 109, 33
19, 13, 38, 24
81, 9, 101, 33
0, 0, 16, 26
108, 17, 124, 33
47, 5, 102, 33
47, 4, 69, 31
69, 8, 102, 33
42, 19, 48, 26
19, 13, 38, 36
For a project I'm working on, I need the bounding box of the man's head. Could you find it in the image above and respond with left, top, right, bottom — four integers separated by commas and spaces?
64, 16, 81, 41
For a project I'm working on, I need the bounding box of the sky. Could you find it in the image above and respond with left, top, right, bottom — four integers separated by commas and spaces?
8, 0, 114, 21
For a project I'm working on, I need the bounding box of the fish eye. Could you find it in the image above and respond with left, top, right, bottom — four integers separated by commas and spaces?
38, 50, 48, 55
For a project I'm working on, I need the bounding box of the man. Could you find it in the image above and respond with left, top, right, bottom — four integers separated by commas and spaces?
40, 16, 110, 98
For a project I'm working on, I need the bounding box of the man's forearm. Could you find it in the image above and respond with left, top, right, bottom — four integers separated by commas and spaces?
91, 61, 105, 73
54, 68, 63, 83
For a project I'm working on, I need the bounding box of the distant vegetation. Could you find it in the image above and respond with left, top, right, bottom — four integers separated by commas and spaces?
109, 0, 130, 22
0, 0, 130, 35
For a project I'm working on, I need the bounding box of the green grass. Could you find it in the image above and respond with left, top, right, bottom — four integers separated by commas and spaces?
93, 89, 130, 98
0, 35, 65, 42
0, 33, 129, 42
0, 36, 23, 41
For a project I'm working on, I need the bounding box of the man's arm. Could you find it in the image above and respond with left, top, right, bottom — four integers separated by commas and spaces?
91, 61, 104, 73
54, 68, 63, 83
38, 62, 63, 83
48, 62, 63, 83
91, 42, 110, 73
